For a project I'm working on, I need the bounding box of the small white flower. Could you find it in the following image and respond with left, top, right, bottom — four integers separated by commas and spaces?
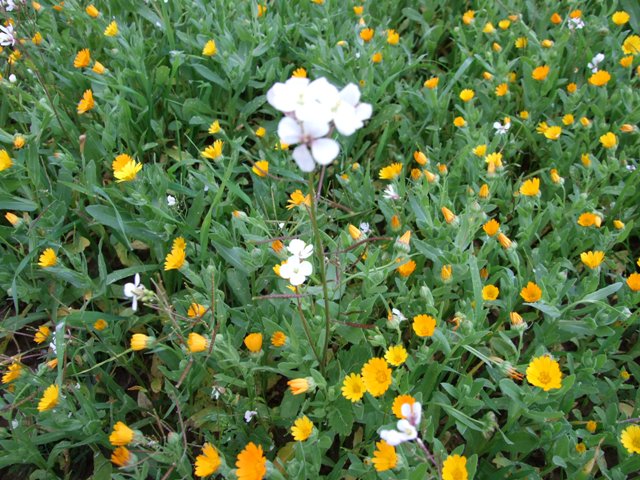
391, 308, 406, 323
278, 256, 313, 286
166, 195, 176, 207
568, 17, 585, 30
493, 119, 511, 135
1, 0, 16, 12
359, 222, 370, 234
11, 419, 18, 429
244, 410, 258, 423
123, 274, 146, 311
287, 239, 313, 259
588, 53, 604, 73
8, 74, 16, 83
626, 164, 636, 172
0, 24, 15, 47
383, 184, 400, 200
379, 402, 422, 446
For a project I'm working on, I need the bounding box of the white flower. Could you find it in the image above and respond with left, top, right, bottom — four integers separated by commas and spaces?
124, 274, 146, 311
277, 117, 339, 172
588, 53, 604, 73
244, 410, 258, 423
267, 77, 315, 119
359, 222, 370, 234
568, 17, 585, 30
287, 239, 313, 259
0, 1, 16, 13
167, 195, 176, 207
0, 24, 16, 47
391, 308, 406, 324
278, 256, 313, 286
379, 402, 422, 446
8, 74, 16, 83
493, 119, 511, 135
383, 184, 400, 200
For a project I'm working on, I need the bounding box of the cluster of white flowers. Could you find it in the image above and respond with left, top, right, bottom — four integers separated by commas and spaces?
0, 24, 16, 47
278, 239, 313, 286
588, 53, 605, 73
380, 401, 423, 446
267, 77, 372, 172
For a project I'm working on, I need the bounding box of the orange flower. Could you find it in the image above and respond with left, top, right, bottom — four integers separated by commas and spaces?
532, 65, 550, 81
396, 260, 416, 277
520, 281, 542, 302
235, 442, 267, 480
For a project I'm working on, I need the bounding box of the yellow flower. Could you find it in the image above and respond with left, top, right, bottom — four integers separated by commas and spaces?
526, 355, 562, 391
392, 394, 416, 419
499, 19, 511, 29
235, 442, 267, 480
86, 5, 99, 17
515, 37, 527, 48
589, 70, 611, 87
586, 420, 597, 433
473, 145, 487, 157
111, 446, 132, 468
94, 319, 108, 331
567, 82, 577, 93
569, 10, 582, 19
2, 363, 22, 384
483, 219, 500, 236
361, 357, 392, 397
287, 378, 310, 395
287, 190, 311, 209
104, 21, 118, 37
578, 212, 602, 227
442, 454, 468, 480
353, 6, 364, 16
32, 1, 42, 11
252, 160, 269, 177
580, 117, 592, 127
626, 273, 640, 291
32, 32, 43, 45
532, 65, 550, 81
612, 11, 630, 25
0, 149, 14, 171
441, 264, 452, 282
613, 220, 625, 230
188, 333, 208, 353
201, 140, 224, 160
519, 177, 540, 196
453, 116, 466, 127
257, 4, 266, 17
342, 373, 365, 402
348, 224, 362, 241
550, 12, 562, 24
621, 425, 640, 454
483, 71, 494, 80
77, 89, 95, 115
379, 162, 403, 180
550, 168, 563, 184
441, 207, 457, 224
109, 421, 134, 446
173, 237, 186, 251
89, 61, 105, 74
195, 443, 221, 477
187, 303, 207, 318
576, 442, 586, 454
244, 333, 263, 353
520, 281, 542, 302
38, 384, 59, 412
396, 259, 416, 277
130, 333, 151, 351
497, 232, 512, 249
164, 245, 186, 271
412, 151, 427, 165
495, 83, 508, 96
73, 49, 91, 68
541, 39, 554, 48
371, 52, 383, 63
600, 132, 617, 149
423, 77, 439, 89
544, 126, 562, 141
412, 314, 436, 337
510, 312, 524, 327
291, 67, 307, 78
271, 331, 286, 347
459, 89, 474, 102
384, 345, 408, 367
620, 56, 634, 68
291, 415, 314, 441
483, 22, 495, 33
462, 9, 475, 25
114, 159, 142, 182
372, 440, 397, 472
387, 29, 399, 45
202, 40, 217, 57
482, 285, 499, 301
111, 154, 132, 171
581, 251, 604, 269
208, 120, 221, 134
5, 212, 20, 226
562, 114, 574, 126
38, 248, 57, 268
622, 35, 640, 55
360, 28, 374, 42
34, 325, 50, 343
478, 183, 490, 198
390, 214, 401, 231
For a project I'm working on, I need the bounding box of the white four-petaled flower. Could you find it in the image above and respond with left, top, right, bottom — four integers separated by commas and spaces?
287, 239, 314, 259
379, 402, 423, 446
0, 24, 16, 47
124, 274, 146, 311
278, 256, 313, 286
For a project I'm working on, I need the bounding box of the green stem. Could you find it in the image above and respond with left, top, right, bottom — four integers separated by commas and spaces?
308, 176, 332, 375
296, 297, 322, 366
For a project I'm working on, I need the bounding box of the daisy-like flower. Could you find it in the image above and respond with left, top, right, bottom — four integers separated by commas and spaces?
361, 357, 392, 397
104, 20, 118, 37
387, 308, 406, 328
384, 345, 408, 367
287, 377, 310, 395
580, 251, 604, 269
187, 303, 207, 318
589, 70, 611, 86
38, 248, 57, 268
164, 239, 186, 271
188, 333, 208, 353
341, 373, 366, 402
526, 355, 562, 391
278, 256, 312, 286
94, 319, 108, 331
109, 421, 134, 446
0, 149, 13, 171
271, 331, 286, 347
34, 325, 50, 344
442, 454, 468, 480
396, 259, 416, 277
626, 273, 640, 291
621, 425, 640, 454
114, 158, 143, 182
38, 384, 59, 412
130, 333, 152, 351
286, 189, 311, 209
85, 5, 99, 17
483, 219, 500, 236
622, 35, 640, 55
244, 410, 258, 423
202, 40, 217, 56
123, 274, 145, 311
287, 239, 313, 259
600, 132, 617, 149
380, 402, 422, 446
544, 126, 562, 140
77, 89, 95, 114
2, 363, 22, 384
201, 139, 224, 160
379, 163, 403, 180
441, 207, 457, 225
482, 285, 499, 301
73, 49, 91, 68
291, 415, 314, 441
372, 441, 397, 472
412, 314, 436, 337
383, 184, 400, 200
568, 17, 585, 30
359, 27, 374, 42
578, 212, 602, 228
532, 65, 550, 81
520, 281, 542, 302
520, 178, 540, 196
277, 117, 339, 172
111, 446, 134, 468
612, 11, 630, 26
0, 24, 16, 47
235, 442, 267, 480
252, 160, 269, 177
195, 443, 221, 477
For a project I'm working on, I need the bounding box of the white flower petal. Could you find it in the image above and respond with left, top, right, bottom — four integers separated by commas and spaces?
278, 117, 303, 145
292, 145, 316, 172
287, 240, 306, 256
355, 102, 372, 122
303, 119, 330, 139
289, 272, 306, 286
298, 260, 313, 276
267, 82, 297, 112
311, 138, 340, 165
339, 83, 361, 106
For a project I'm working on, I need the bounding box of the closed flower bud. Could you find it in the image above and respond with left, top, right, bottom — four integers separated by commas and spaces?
549, 168, 564, 184
423, 169, 439, 183
395, 230, 411, 253
441, 265, 452, 283
497, 232, 513, 249
441, 207, 458, 225
478, 183, 490, 198
413, 151, 428, 165
5, 212, 20, 226
390, 214, 401, 231
348, 224, 362, 241
613, 220, 625, 229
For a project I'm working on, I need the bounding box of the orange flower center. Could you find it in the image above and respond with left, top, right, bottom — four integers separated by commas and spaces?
376, 371, 388, 383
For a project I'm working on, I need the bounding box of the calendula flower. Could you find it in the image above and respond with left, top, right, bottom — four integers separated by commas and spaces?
291, 67, 307, 78
287, 377, 310, 395
544, 126, 562, 140
562, 114, 574, 126
396, 259, 416, 277
379, 163, 403, 180
73, 48, 91, 68
188, 333, 208, 353
271, 331, 286, 347
286, 189, 310, 209
423, 77, 439, 89
441, 207, 457, 225
208, 120, 221, 134
462, 9, 475, 25
520, 281, 542, 302
236, 442, 266, 480
482, 285, 499, 301
86, 5, 99, 17
473, 145, 487, 157
620, 56, 634, 67
361, 357, 392, 397
442, 454, 468, 480
33, 325, 50, 344
483, 22, 495, 33
109, 422, 134, 446
77, 89, 95, 114
13, 135, 25, 149
441, 264, 452, 282
541, 39, 554, 48
578, 212, 602, 227
104, 21, 118, 37
626, 273, 640, 291
412, 314, 436, 337
589, 70, 611, 86
257, 4, 266, 16
360, 28, 374, 42
94, 319, 108, 331
38, 248, 57, 268
111, 446, 133, 468
621, 425, 640, 454
622, 35, 640, 55
244, 333, 262, 353
612, 11, 630, 26
581, 251, 604, 269
600, 132, 617, 149
188, 303, 207, 318
586, 420, 597, 433
202, 40, 217, 56
526, 355, 562, 391
550, 13, 562, 24
371, 52, 383, 63
2, 363, 22, 384
613, 220, 625, 230
532, 65, 550, 81
386, 29, 399, 45
91, 61, 105, 74
130, 333, 151, 351
112, 153, 134, 171
201, 140, 224, 160
342, 373, 366, 402
459, 89, 474, 102
495, 83, 508, 96
549, 168, 563, 184
519, 178, 540, 196
483, 219, 500, 236
114, 158, 142, 183
372, 441, 397, 472
38, 384, 59, 412
5, 212, 19, 226
515, 37, 527, 48
385, 345, 408, 367
252, 160, 269, 177
195, 443, 221, 477
291, 416, 314, 441
453, 116, 466, 127
392, 394, 416, 418
164, 245, 186, 271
